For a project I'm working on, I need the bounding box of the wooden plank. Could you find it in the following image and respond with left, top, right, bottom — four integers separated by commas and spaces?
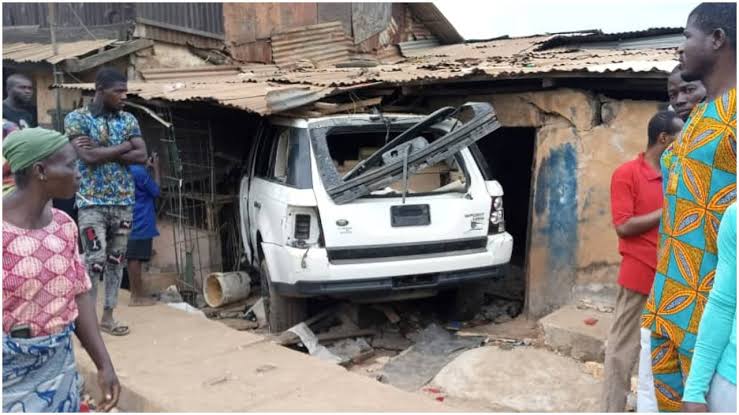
312, 97, 382, 115
64, 39, 154, 73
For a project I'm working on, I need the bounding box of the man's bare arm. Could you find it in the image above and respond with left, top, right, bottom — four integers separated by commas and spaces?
119, 137, 148, 165
615, 209, 662, 238
72, 136, 133, 165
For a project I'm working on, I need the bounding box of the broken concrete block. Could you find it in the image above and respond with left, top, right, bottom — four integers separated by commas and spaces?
539, 304, 612, 362
328, 338, 374, 365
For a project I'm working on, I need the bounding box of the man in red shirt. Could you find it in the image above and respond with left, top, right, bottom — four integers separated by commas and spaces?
602, 110, 684, 412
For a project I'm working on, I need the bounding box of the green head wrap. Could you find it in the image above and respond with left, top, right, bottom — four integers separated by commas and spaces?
2, 127, 69, 173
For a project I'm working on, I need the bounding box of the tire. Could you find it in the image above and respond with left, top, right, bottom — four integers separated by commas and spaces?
450, 282, 485, 321
260, 259, 307, 333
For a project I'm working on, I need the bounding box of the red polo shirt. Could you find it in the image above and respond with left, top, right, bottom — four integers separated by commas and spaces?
610, 153, 662, 295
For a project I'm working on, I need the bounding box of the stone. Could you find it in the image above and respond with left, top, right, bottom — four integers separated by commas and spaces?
371, 331, 413, 351
432, 346, 602, 412
539, 304, 612, 362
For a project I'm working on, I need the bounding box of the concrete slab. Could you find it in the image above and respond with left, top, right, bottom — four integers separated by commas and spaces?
431, 346, 602, 412
75, 292, 451, 412
538, 304, 613, 362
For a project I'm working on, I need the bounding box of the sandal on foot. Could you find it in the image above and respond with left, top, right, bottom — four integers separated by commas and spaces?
100, 320, 130, 336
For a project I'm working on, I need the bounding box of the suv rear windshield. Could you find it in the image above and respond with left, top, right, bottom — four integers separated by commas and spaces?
310, 121, 469, 199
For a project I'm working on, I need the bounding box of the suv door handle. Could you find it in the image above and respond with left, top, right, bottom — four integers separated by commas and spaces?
253, 201, 262, 209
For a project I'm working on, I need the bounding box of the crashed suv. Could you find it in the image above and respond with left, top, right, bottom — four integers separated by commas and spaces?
239, 103, 513, 331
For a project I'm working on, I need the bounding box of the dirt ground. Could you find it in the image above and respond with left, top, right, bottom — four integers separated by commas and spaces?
191, 267, 617, 412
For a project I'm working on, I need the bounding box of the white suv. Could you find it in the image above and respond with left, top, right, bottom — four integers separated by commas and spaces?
239, 103, 513, 331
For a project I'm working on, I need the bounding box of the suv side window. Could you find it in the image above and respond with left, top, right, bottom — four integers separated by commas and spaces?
266, 128, 312, 189
253, 130, 273, 178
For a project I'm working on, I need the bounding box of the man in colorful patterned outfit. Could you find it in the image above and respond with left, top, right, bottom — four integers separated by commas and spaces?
65, 68, 148, 336
640, 3, 736, 411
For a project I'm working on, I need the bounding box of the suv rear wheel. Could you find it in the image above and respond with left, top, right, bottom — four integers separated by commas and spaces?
260, 259, 307, 333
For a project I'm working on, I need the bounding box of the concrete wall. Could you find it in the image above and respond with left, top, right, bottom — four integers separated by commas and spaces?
429, 88, 661, 317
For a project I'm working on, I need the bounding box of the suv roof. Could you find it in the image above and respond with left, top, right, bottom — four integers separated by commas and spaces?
269, 113, 426, 129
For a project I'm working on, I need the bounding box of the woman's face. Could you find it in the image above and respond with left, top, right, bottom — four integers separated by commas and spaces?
38, 143, 80, 199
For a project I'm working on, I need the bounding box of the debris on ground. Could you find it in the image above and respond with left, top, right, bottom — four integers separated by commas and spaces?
244, 298, 267, 328
378, 323, 486, 391
167, 302, 206, 318
327, 338, 374, 365
371, 329, 413, 351
286, 322, 343, 364
475, 298, 522, 323
582, 361, 605, 380
577, 298, 615, 314
159, 285, 183, 303
220, 318, 259, 331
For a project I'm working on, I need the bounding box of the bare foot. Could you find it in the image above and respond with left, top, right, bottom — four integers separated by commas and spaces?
129, 296, 157, 307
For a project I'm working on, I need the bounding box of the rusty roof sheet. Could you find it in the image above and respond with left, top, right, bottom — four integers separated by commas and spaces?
3, 39, 116, 64
271, 21, 354, 69
58, 79, 340, 115
264, 48, 678, 87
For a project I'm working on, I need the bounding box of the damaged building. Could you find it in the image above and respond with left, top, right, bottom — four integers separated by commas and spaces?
3, 3, 684, 318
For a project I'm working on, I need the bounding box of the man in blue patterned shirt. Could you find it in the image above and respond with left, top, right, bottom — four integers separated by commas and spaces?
65, 68, 148, 336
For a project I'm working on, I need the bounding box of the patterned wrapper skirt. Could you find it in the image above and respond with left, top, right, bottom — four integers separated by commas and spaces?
2, 324, 80, 412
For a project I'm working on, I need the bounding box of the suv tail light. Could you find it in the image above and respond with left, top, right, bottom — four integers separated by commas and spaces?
287, 206, 323, 248
489, 196, 505, 234
294, 214, 311, 240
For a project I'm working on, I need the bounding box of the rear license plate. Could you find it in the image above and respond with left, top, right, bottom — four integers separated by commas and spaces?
391, 204, 430, 227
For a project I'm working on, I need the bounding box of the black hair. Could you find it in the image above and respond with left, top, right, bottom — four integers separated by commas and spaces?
648, 110, 681, 147
95, 67, 127, 91
5, 73, 31, 89
689, 2, 736, 49
13, 167, 31, 189
670, 64, 681, 76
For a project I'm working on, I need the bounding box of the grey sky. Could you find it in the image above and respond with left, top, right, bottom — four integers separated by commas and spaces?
434, 0, 702, 40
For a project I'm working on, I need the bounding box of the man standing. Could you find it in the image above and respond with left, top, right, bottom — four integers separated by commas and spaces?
603, 110, 684, 412
65, 67, 148, 336
636, 65, 707, 413
126, 153, 161, 307
641, 3, 736, 411
667, 66, 706, 122
3, 73, 36, 129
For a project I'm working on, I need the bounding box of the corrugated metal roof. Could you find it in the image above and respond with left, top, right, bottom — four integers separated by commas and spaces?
3, 39, 116, 64
57, 80, 337, 116
406, 3, 464, 44
56, 32, 679, 116
536, 27, 684, 50
271, 21, 354, 69
398, 38, 441, 57
264, 48, 678, 87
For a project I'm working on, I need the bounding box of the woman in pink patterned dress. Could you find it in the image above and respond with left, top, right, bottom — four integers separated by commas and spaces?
3, 128, 120, 412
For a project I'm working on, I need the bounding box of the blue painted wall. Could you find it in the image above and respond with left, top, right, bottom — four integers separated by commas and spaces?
533, 143, 578, 305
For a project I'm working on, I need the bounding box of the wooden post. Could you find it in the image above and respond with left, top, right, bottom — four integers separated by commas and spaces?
48, 3, 63, 132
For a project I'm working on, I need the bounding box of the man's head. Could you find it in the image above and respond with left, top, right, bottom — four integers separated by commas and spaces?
648, 110, 683, 154
95, 67, 128, 112
667, 65, 706, 121
679, 2, 736, 82
5, 74, 33, 106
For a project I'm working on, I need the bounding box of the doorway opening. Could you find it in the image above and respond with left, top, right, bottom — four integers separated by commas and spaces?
475, 127, 537, 301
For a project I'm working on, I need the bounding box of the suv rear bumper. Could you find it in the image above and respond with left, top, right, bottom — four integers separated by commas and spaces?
261, 232, 513, 298
272, 264, 508, 297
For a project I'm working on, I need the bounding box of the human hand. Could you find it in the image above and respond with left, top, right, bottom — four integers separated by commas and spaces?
146, 152, 159, 169
72, 137, 96, 150
96, 365, 121, 412
682, 402, 708, 412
